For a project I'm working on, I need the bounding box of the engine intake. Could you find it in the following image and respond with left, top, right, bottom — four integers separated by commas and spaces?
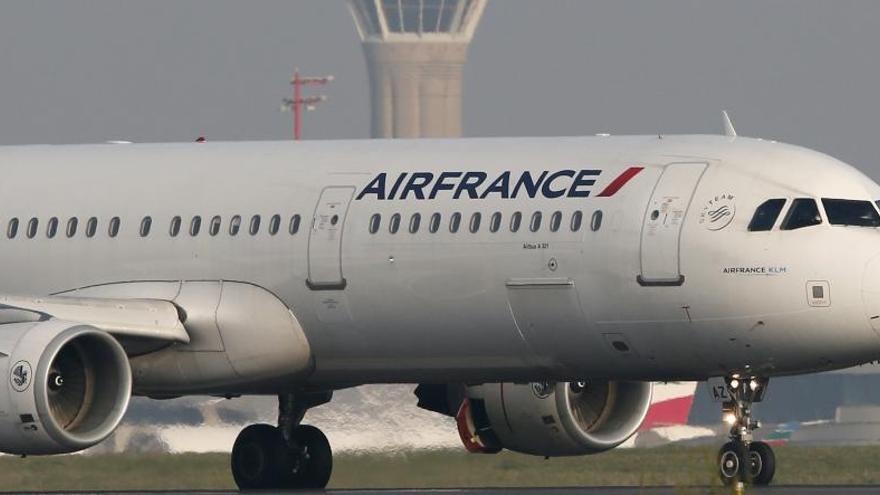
0, 320, 131, 455
460, 380, 652, 457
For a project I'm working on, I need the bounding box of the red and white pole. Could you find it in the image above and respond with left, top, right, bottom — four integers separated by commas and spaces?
283, 69, 333, 141
293, 68, 302, 141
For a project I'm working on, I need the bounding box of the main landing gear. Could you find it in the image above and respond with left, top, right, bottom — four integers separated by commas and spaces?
717, 375, 775, 487
231, 392, 333, 490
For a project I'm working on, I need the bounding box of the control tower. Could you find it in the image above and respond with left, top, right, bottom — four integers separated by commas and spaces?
347, 0, 487, 138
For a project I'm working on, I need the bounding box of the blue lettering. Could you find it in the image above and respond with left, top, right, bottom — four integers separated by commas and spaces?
357, 169, 602, 200
356, 173, 387, 200
387, 173, 409, 200
454, 172, 488, 199
480, 171, 511, 199
542, 170, 576, 199
400, 172, 434, 200
512, 171, 549, 199
568, 169, 600, 198
429, 172, 463, 199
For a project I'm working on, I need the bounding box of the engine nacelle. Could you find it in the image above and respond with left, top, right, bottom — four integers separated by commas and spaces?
460, 381, 652, 457
0, 320, 131, 454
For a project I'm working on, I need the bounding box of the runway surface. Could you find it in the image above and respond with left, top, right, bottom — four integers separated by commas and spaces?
22, 488, 880, 495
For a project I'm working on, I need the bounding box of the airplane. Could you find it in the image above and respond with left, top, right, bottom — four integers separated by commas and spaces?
0, 115, 879, 489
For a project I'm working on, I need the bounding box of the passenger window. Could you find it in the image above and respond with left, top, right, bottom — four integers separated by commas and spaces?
86, 217, 98, 238
46, 217, 58, 239
571, 211, 583, 231
230, 215, 242, 236
428, 213, 441, 233
66, 218, 78, 238
369, 213, 381, 234
449, 212, 461, 233
108, 217, 120, 238
249, 215, 260, 235
269, 214, 281, 235
530, 212, 542, 232
591, 210, 603, 232
7, 218, 18, 239
822, 198, 880, 227
210, 216, 222, 236
510, 212, 522, 232
550, 211, 562, 232
389, 213, 401, 234
86, 217, 98, 239
139, 216, 151, 237
489, 212, 502, 233
169, 216, 182, 237
469, 212, 482, 233
409, 213, 421, 233
26, 218, 38, 239
190, 216, 202, 236
289, 215, 301, 235
748, 199, 786, 232
781, 199, 822, 230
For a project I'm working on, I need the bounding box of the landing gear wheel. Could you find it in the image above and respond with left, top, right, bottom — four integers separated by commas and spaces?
231, 424, 286, 490
750, 441, 776, 485
283, 424, 333, 489
718, 442, 740, 486
716, 441, 776, 486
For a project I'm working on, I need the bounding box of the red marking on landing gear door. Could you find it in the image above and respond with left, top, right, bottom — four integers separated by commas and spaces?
597, 167, 644, 197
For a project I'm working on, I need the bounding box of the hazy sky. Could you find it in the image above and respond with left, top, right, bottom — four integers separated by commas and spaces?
2, 1, 880, 177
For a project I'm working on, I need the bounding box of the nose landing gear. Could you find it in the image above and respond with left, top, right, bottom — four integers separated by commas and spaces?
230, 391, 333, 490
717, 376, 775, 487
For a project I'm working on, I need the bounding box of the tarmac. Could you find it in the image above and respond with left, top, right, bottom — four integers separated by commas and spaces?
19, 488, 880, 495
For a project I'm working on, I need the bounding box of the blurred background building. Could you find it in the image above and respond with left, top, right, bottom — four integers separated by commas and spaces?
347, 0, 486, 138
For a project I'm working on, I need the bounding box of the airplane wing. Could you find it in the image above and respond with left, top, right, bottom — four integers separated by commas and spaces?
0, 294, 189, 346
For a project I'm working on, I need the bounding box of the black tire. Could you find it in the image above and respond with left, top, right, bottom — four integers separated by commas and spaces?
750, 441, 776, 485
717, 441, 740, 486
288, 424, 333, 489
231, 424, 286, 490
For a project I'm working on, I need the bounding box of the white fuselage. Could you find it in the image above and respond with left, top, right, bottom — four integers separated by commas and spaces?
2, 135, 879, 391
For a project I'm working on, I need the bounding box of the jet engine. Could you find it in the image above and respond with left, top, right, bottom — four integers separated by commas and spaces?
0, 320, 131, 455
459, 381, 652, 457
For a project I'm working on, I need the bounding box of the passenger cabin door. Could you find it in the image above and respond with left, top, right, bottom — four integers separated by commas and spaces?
638, 162, 708, 286
307, 186, 355, 290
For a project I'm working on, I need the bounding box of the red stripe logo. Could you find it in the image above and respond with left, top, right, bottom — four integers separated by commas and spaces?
597, 167, 643, 197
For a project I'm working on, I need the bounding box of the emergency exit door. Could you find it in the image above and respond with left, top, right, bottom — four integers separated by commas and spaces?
307, 187, 355, 290
638, 163, 707, 286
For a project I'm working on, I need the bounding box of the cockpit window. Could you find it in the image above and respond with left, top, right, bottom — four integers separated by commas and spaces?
780, 198, 822, 230
748, 199, 786, 232
822, 199, 880, 227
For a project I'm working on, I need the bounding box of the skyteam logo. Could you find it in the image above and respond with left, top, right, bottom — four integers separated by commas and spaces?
10, 361, 31, 392
355, 167, 644, 201
700, 193, 736, 231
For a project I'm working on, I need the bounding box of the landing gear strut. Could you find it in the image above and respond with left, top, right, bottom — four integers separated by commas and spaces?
231, 391, 332, 490
717, 375, 775, 486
